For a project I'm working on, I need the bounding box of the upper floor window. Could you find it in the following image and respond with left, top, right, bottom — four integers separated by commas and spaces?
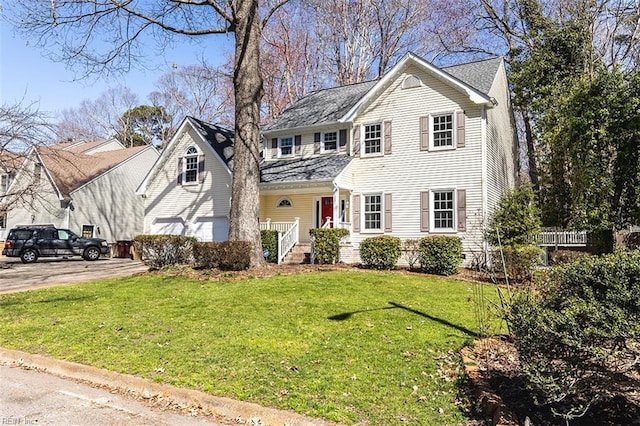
183, 146, 199, 184
322, 132, 337, 152
279, 137, 294, 158
363, 123, 382, 155
433, 190, 454, 231
364, 193, 382, 231
1, 174, 8, 193
432, 113, 454, 148
34, 162, 42, 179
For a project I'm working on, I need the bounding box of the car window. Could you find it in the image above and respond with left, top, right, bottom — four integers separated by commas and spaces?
9, 229, 33, 240
40, 229, 57, 239
57, 229, 71, 240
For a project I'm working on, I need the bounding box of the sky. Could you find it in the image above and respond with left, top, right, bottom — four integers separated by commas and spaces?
0, 21, 232, 116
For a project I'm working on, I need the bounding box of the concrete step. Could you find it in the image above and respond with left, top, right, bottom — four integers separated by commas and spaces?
283, 243, 311, 265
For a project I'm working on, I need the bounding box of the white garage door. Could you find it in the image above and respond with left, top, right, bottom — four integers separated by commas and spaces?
193, 217, 228, 242
150, 218, 185, 235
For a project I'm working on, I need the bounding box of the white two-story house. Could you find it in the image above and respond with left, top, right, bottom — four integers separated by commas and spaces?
139, 52, 518, 264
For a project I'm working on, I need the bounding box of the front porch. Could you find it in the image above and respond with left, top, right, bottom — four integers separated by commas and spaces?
259, 189, 353, 264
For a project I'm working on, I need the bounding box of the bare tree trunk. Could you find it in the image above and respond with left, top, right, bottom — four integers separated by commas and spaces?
229, 0, 265, 267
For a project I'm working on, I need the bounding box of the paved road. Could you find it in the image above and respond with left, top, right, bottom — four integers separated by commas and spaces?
0, 257, 149, 293
0, 364, 224, 425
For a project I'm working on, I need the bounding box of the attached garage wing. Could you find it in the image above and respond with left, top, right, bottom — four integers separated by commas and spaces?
150, 218, 185, 236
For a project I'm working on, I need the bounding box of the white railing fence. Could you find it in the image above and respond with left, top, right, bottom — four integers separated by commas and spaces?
537, 229, 588, 247
260, 218, 300, 264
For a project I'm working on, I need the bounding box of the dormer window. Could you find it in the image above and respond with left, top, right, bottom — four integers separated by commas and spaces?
279, 137, 294, 158
322, 132, 337, 153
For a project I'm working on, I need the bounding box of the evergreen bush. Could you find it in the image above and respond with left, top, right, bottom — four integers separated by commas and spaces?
309, 228, 349, 264
261, 229, 278, 263
132, 234, 196, 269
509, 251, 640, 421
359, 235, 401, 269
418, 236, 462, 276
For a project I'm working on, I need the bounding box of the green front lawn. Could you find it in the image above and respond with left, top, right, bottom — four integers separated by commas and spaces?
0, 270, 494, 424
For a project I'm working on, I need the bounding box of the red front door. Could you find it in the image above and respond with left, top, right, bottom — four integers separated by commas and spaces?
321, 197, 333, 227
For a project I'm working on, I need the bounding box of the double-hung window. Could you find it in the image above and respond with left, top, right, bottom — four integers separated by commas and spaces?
184, 146, 199, 184
322, 132, 337, 152
432, 113, 454, 148
279, 137, 294, 157
364, 194, 382, 231
433, 190, 455, 230
363, 123, 382, 155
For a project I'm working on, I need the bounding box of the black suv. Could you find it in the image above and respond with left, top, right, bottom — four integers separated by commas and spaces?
2, 226, 110, 263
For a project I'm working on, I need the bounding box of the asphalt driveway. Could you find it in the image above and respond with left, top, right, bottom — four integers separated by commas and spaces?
0, 256, 149, 294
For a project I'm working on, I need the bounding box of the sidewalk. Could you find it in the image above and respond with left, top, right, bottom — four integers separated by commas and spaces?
0, 348, 338, 426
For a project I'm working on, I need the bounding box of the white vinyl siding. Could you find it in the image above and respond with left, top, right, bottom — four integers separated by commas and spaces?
349, 63, 487, 260
144, 126, 232, 241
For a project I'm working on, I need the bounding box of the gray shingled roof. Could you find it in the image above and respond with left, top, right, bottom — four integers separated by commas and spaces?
264, 55, 502, 132
443, 57, 502, 95
187, 116, 234, 171
260, 154, 352, 184
263, 81, 377, 132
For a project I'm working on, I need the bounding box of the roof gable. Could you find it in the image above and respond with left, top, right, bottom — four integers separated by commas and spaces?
136, 116, 234, 195
265, 53, 501, 132
39, 145, 152, 198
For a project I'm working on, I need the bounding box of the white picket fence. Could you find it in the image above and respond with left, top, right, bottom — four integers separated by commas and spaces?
538, 229, 588, 247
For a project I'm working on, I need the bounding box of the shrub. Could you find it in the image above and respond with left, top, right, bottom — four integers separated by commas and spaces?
418, 236, 462, 276
193, 242, 222, 269
486, 185, 541, 246
549, 249, 590, 265
359, 235, 401, 269
309, 228, 349, 264
509, 251, 640, 421
132, 234, 196, 269
217, 241, 251, 271
402, 239, 421, 270
492, 244, 544, 284
261, 230, 278, 263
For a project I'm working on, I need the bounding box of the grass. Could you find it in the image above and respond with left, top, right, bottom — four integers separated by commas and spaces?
0, 270, 496, 424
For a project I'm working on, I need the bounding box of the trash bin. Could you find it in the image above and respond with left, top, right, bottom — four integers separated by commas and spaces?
115, 241, 133, 258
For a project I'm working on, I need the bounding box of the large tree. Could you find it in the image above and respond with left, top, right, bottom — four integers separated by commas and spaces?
6, 0, 289, 266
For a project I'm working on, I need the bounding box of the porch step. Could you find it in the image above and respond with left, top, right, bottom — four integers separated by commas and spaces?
283, 243, 311, 265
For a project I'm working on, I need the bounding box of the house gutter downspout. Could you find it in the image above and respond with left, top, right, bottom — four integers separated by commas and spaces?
480, 106, 489, 262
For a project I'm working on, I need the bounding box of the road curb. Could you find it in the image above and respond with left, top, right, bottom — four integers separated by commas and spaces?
0, 347, 341, 426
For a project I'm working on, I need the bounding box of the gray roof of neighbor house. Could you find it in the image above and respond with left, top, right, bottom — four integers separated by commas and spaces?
260, 154, 352, 184
187, 116, 234, 171
264, 56, 503, 132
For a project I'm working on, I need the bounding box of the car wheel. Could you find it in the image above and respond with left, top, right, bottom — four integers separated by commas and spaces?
20, 249, 38, 264
83, 246, 101, 261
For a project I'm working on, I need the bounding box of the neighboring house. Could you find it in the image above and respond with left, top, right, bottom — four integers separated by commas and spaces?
141, 52, 518, 265
136, 117, 234, 242
0, 150, 26, 240
3, 140, 159, 244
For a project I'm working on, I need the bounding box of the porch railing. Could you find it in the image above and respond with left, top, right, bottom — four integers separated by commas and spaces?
537, 229, 588, 247
260, 218, 300, 264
